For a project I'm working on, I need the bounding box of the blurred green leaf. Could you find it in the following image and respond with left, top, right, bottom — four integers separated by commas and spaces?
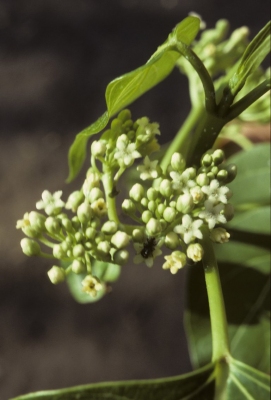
228, 206, 270, 235
11, 362, 216, 400
229, 21, 271, 95
228, 143, 270, 207
67, 16, 200, 182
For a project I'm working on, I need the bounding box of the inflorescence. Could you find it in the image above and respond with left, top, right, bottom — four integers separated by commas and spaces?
17, 109, 236, 297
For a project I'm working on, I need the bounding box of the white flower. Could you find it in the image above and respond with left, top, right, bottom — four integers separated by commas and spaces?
136, 117, 160, 142
174, 214, 203, 244
199, 200, 227, 229
36, 190, 65, 216
201, 179, 230, 204
133, 242, 162, 268
91, 198, 107, 217
169, 171, 184, 190
114, 134, 141, 167
162, 251, 187, 274
81, 275, 103, 297
170, 169, 196, 192
187, 243, 204, 262
137, 156, 159, 180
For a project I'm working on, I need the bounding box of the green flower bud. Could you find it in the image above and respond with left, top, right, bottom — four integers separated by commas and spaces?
140, 197, 148, 207
212, 149, 224, 165
183, 167, 197, 180
122, 199, 136, 214
97, 240, 111, 254
160, 179, 172, 197
102, 220, 118, 235
187, 243, 204, 262
47, 266, 66, 284
165, 232, 179, 249
176, 194, 194, 213
53, 244, 67, 259
171, 152, 186, 171
88, 187, 104, 203
111, 231, 130, 249
72, 216, 80, 230
148, 200, 156, 213
216, 169, 228, 181
132, 228, 145, 242
83, 172, 100, 197
207, 172, 215, 180
65, 190, 84, 211
85, 227, 97, 240
129, 183, 145, 202
45, 217, 61, 235
169, 201, 176, 209
223, 164, 237, 183
61, 217, 73, 232
211, 166, 219, 176
73, 244, 85, 258
157, 203, 166, 216
91, 140, 106, 157
142, 210, 153, 224
72, 260, 86, 274
20, 238, 41, 256
110, 118, 122, 133
75, 232, 84, 243
113, 249, 129, 265
147, 188, 158, 201
117, 109, 132, 122
196, 173, 209, 187
77, 203, 93, 224
163, 207, 176, 223
22, 226, 41, 238
152, 177, 163, 191
201, 153, 213, 167
146, 218, 162, 236
210, 227, 230, 243
28, 211, 46, 231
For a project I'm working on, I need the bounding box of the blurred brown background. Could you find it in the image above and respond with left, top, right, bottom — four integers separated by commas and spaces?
0, 0, 269, 398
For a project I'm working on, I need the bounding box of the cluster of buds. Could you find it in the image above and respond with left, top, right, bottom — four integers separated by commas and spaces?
17, 109, 236, 298
123, 148, 236, 271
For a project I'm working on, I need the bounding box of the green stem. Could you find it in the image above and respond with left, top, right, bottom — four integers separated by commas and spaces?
200, 230, 230, 362
102, 169, 119, 224
160, 106, 203, 171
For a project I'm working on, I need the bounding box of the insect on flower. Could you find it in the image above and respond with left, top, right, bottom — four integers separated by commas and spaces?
140, 237, 157, 259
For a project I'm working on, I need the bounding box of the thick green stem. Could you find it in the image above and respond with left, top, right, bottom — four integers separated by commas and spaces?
160, 106, 203, 171
102, 170, 119, 223
200, 231, 230, 362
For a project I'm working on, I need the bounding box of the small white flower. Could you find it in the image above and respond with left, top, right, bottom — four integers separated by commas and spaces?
187, 243, 204, 262
136, 117, 160, 142
201, 179, 230, 204
133, 242, 162, 267
169, 171, 183, 190
137, 156, 159, 180
199, 200, 227, 229
91, 198, 107, 217
114, 134, 141, 167
162, 251, 187, 274
81, 275, 103, 297
174, 214, 203, 244
36, 190, 65, 216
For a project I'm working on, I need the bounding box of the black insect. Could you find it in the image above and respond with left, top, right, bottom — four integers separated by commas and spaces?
140, 237, 157, 259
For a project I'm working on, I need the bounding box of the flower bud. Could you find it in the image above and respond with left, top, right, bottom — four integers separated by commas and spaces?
113, 249, 129, 265
102, 220, 118, 234
223, 164, 237, 183
140, 197, 148, 207
47, 266, 66, 284
201, 153, 213, 167
187, 243, 204, 262
142, 210, 153, 224
146, 218, 162, 236
190, 186, 204, 204
157, 203, 166, 216
223, 203, 234, 221
97, 240, 111, 254
73, 244, 85, 258
159, 179, 172, 197
53, 244, 67, 259
72, 260, 86, 274
83, 173, 100, 197
216, 169, 228, 181
129, 184, 145, 202
118, 109, 132, 122
165, 232, 179, 249
132, 228, 145, 242
91, 140, 106, 157
77, 202, 93, 224
147, 188, 158, 201
20, 238, 41, 256
28, 211, 46, 231
85, 227, 97, 240
45, 217, 61, 235
176, 193, 194, 213
65, 190, 84, 211
196, 173, 209, 187
75, 232, 84, 243
88, 187, 104, 203
122, 199, 136, 214
171, 152, 186, 171
183, 167, 196, 180
148, 200, 156, 213
111, 231, 130, 249
212, 149, 224, 165
163, 207, 176, 223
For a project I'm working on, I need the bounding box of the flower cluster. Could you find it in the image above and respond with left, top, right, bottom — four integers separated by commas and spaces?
122, 148, 236, 271
17, 109, 236, 298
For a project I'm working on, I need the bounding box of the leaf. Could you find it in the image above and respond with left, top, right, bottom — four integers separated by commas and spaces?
185, 262, 270, 373
229, 21, 271, 95
227, 143, 270, 207
66, 260, 121, 303
228, 206, 270, 235
226, 358, 271, 400
10, 362, 216, 400
67, 16, 200, 182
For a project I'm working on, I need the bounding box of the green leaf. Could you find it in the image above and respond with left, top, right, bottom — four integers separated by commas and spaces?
185, 263, 270, 373
229, 21, 271, 95
67, 16, 200, 182
11, 362, 216, 400
226, 358, 271, 400
227, 143, 270, 207
228, 206, 270, 235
